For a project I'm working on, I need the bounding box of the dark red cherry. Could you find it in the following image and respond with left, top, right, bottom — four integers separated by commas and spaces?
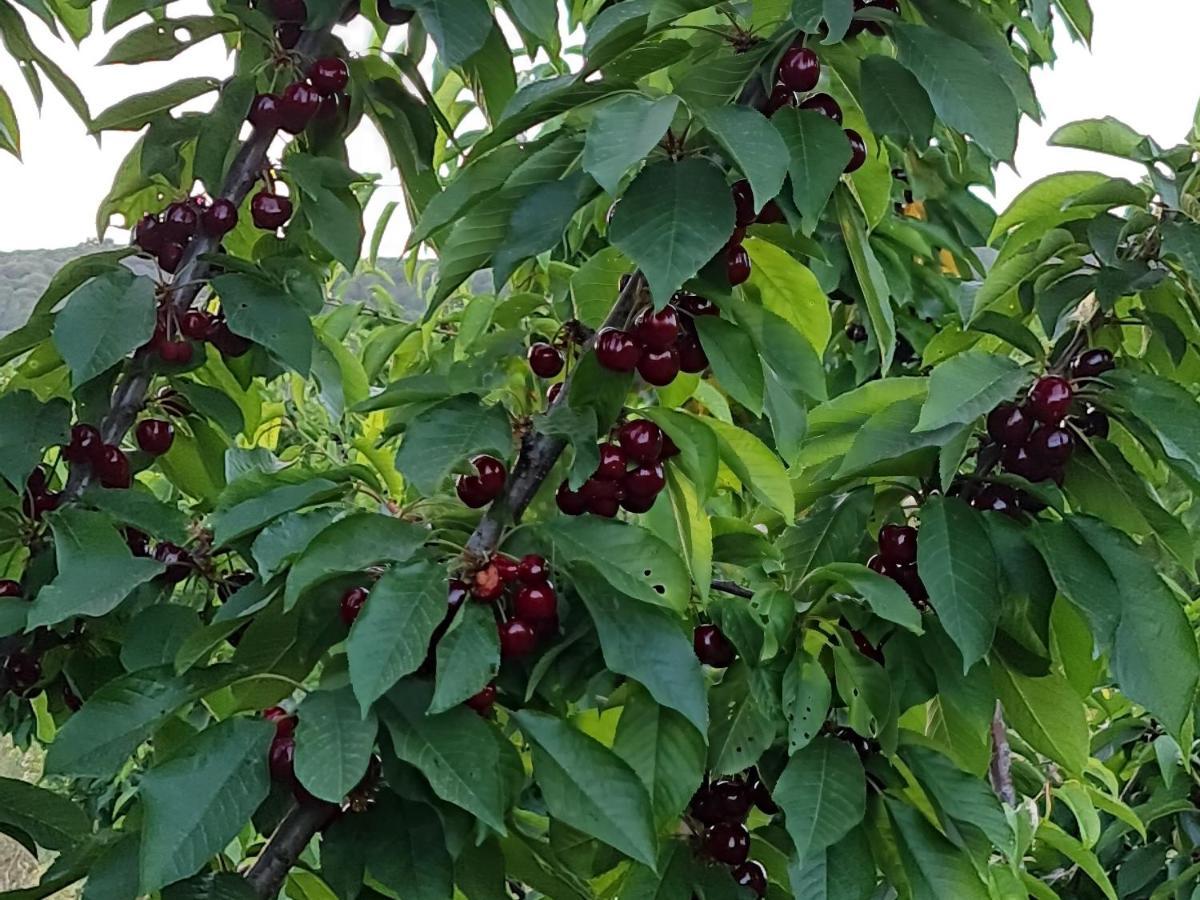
726, 242, 751, 285
546, 382, 563, 405
62, 684, 82, 711
1001, 443, 1048, 482
986, 402, 1034, 446
308, 57, 349, 96
65, 423, 104, 465
619, 491, 656, 513
178, 310, 210, 341
878, 523, 917, 566
731, 180, 756, 228
765, 81, 795, 116
527, 342, 564, 378
491, 554, 520, 582
134, 214, 164, 253
844, 129, 867, 173
498, 619, 538, 658
676, 334, 708, 373
971, 484, 1021, 517
207, 317, 252, 357
892, 564, 928, 608
279, 81, 322, 134
471, 564, 504, 602
517, 554, 547, 584
710, 778, 753, 822
623, 463, 665, 498
1028, 425, 1074, 466
637, 347, 679, 386
269, 0, 306, 20
1027, 375, 1073, 424
672, 291, 718, 318
632, 306, 680, 351
777, 46, 820, 92
0, 580, 20, 599
465, 684, 496, 715
95, 444, 131, 489
1077, 407, 1109, 438
660, 433, 680, 458
250, 191, 293, 230
472, 455, 507, 496
378, 1, 414, 24
276, 21, 302, 48
201, 198, 238, 237
703, 822, 751, 866
156, 335, 194, 365
555, 481, 587, 515
514, 583, 557, 622
866, 553, 887, 575
596, 442, 627, 481
339, 586, 368, 626
581, 477, 623, 518
124, 527, 150, 557
690, 784, 725, 826
693, 624, 735, 667
157, 241, 185, 274
846, 322, 867, 342
617, 419, 663, 464
733, 861, 768, 897
756, 199, 785, 224
248, 93, 283, 130
135, 418, 174, 455
1070, 348, 1115, 380
3, 652, 42, 696
800, 92, 843, 123
595, 327, 641, 373
269, 733, 296, 783
154, 541, 194, 583
161, 201, 198, 242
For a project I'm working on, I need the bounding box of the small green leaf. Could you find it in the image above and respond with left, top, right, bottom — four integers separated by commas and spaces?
613, 689, 705, 827
0, 777, 90, 852
837, 190, 895, 371
782, 650, 831, 753
429, 602, 500, 714
743, 237, 832, 354
702, 416, 794, 521
90, 77, 219, 131
0, 391, 70, 490
694, 315, 764, 414
860, 55, 934, 145
1049, 116, 1150, 161
100, 15, 238, 64
212, 273, 315, 375
805, 562, 924, 634
395, 394, 513, 496
409, 0, 492, 66
583, 93, 679, 195
773, 109, 850, 231
211, 478, 343, 547
697, 105, 789, 214
992, 662, 1088, 774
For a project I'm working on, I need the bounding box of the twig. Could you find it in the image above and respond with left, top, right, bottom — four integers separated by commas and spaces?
711, 580, 754, 599
989, 702, 1016, 805
244, 800, 339, 897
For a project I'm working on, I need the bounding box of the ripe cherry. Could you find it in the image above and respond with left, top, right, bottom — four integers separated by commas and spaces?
124, 527, 150, 557
3, 652, 42, 697
595, 327, 641, 373
971, 484, 1020, 517
134, 214, 164, 253
135, 418, 174, 455
546, 382, 563, 405
156, 336, 194, 365
637, 347, 679, 386
491, 554, 520, 582
95, 444, 131, 489
1027, 375, 1073, 424
703, 822, 751, 866
846, 322, 867, 342
765, 82, 794, 116
517, 554, 548, 584
308, 57, 349, 96
866, 554, 887, 575
1001, 443, 1048, 482
207, 317, 251, 357
179, 310, 212, 341
581, 477, 623, 518
154, 541, 193, 582
986, 402, 1034, 446
465, 684, 496, 715
276, 21, 302, 48
726, 242, 751, 285
620, 491, 656, 513
672, 291, 718, 318
555, 481, 587, 515
617, 419, 663, 464
62, 684, 82, 712
800, 92, 843, 123
515, 583, 557, 621
1070, 348, 1115, 380
269, 0, 306, 19
279, 81, 322, 134
65, 423, 103, 465
269, 732, 296, 783
623, 463, 665, 498
733, 861, 767, 897
498, 619, 538, 657
756, 199, 785, 224
693, 624, 735, 667
844, 129, 867, 173
527, 342, 564, 378
157, 241, 185, 274
777, 46, 820, 92
0, 580, 19, 599
339, 586, 368, 626
731, 180, 756, 228
676, 335, 708, 373
161, 201, 198, 242
202, 198, 238, 237
660, 433, 680, 458
710, 778, 753, 822
892, 564, 928, 608
877, 523, 917, 566
596, 442, 627, 481
632, 306, 680, 351
250, 190, 293, 230
1077, 407, 1110, 438
249, 93, 283, 130
473, 455, 507, 495
378, 1, 414, 24
1028, 425, 1074, 466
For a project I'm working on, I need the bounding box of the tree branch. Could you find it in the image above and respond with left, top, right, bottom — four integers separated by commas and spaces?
989, 702, 1015, 805
244, 800, 339, 898
711, 580, 754, 599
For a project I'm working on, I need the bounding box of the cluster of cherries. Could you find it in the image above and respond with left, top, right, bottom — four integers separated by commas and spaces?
866, 523, 927, 610
122, 526, 198, 585
148, 303, 251, 365
134, 194, 238, 274
764, 44, 867, 174
976, 349, 1114, 515
470, 552, 559, 662
555, 419, 677, 517
58, 418, 173, 494
454, 454, 508, 508
688, 769, 776, 896
593, 292, 717, 385
0, 581, 41, 698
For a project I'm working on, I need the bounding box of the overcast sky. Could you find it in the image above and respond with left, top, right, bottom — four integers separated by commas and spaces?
0, 0, 1195, 255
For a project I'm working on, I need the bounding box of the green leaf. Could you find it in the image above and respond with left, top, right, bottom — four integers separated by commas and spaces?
90, 76, 219, 131
901, 745, 1014, 855
251, 507, 340, 581
992, 662, 1088, 773
0, 391, 69, 490
886, 800, 990, 899
694, 315, 764, 413
513, 710, 658, 868
916, 497, 1000, 669
283, 512, 426, 608
775, 736, 866, 861
1027, 519, 1121, 651
211, 478, 342, 547
702, 416, 794, 521
429, 602, 500, 714
576, 573, 708, 734
139, 718, 273, 892
410, 0, 491, 66
613, 688, 705, 826
570, 245, 631, 328
805, 563, 924, 634
492, 170, 598, 289
637, 408, 719, 502
583, 93, 679, 195
989, 171, 1111, 245
408, 145, 526, 248
212, 273, 315, 375
52, 270, 156, 387
0, 777, 90, 851
728, 297, 827, 401
381, 681, 509, 832
782, 650, 832, 754
1102, 368, 1200, 484
915, 351, 1028, 432
100, 15, 238, 64
892, 25, 1017, 161
1049, 116, 1150, 161
361, 795, 453, 900
294, 687, 379, 804
743, 237, 832, 354
29, 508, 164, 629
289, 155, 366, 272
860, 56, 934, 145
194, 74, 255, 192
609, 158, 735, 305
707, 662, 779, 775
1036, 822, 1116, 900
970, 229, 1076, 320
347, 560, 448, 713
777, 492, 872, 581
837, 190, 895, 371
394, 394, 513, 496
697, 105, 789, 215
836, 397, 963, 479
773, 108, 851, 231
120, 605, 200, 672
788, 827, 875, 900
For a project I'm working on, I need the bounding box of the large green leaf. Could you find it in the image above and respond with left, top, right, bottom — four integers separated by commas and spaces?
492, 170, 598, 288
707, 662, 779, 774
773, 108, 850, 231
1027, 519, 1121, 649
361, 794, 453, 900
211, 478, 343, 547
613, 688, 705, 826
916, 497, 999, 669
743, 237, 832, 353
860, 55, 934, 145
694, 315, 764, 413
1049, 116, 1150, 161
52, 269, 156, 387
0, 777, 90, 852
837, 190, 895, 371
583, 93, 679, 194
347, 560, 448, 713
702, 416, 794, 520
139, 718, 273, 892
100, 15, 238, 64
775, 736, 866, 861
639, 408, 719, 501
212, 273, 315, 375
788, 827, 875, 900
901, 745, 1014, 855
409, 0, 492, 66
429, 602, 500, 714
782, 650, 832, 754
609, 157, 735, 305
394, 394, 513, 495
804, 563, 924, 634
90, 77, 219, 131
294, 687, 379, 804
697, 105, 789, 215
289, 155, 366, 272
886, 800, 990, 899
988, 171, 1111, 245
513, 710, 658, 868
1101, 368, 1200, 484
0, 391, 70, 490
993, 662, 1088, 774
728, 297, 827, 401
915, 351, 1028, 432
777, 491, 872, 581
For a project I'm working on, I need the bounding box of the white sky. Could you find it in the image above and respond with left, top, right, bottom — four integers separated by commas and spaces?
0, 0, 1195, 255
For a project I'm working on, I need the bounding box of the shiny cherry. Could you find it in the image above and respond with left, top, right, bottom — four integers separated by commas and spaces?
555, 481, 587, 515
623, 463, 665, 498
1027, 375, 1073, 424
637, 347, 679, 386
517, 554, 547, 584
339, 586, 368, 626
514, 583, 557, 621
726, 243, 751, 285
135, 418, 174, 455
693, 624, 735, 667
731, 180, 756, 227
471, 563, 504, 602
777, 46, 820, 92
308, 57, 349, 95
632, 306, 680, 351
676, 335, 708, 373
498, 619, 538, 657
733, 861, 768, 897
279, 81, 322, 134
596, 442, 627, 480
201, 198, 238, 237
1028, 425, 1074, 466
800, 92, 843, 122
617, 419, 663, 464
878, 523, 918, 566
1070, 348, 1115, 380
465, 684, 496, 715
65, 423, 103, 464
595, 327, 641, 372
527, 342, 564, 378
986, 402, 1034, 446
250, 190, 293, 230
703, 822, 751, 865
844, 129, 867, 173
95, 444, 131, 489
249, 93, 283, 129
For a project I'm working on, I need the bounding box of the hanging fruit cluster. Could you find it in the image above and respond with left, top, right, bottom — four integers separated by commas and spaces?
555, 419, 678, 517
764, 45, 866, 173
866, 523, 927, 610
470, 553, 559, 659
689, 771, 776, 897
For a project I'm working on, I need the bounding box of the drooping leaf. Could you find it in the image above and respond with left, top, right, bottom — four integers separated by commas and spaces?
394, 394, 513, 496
429, 602, 501, 714
775, 736, 867, 861
697, 105, 789, 214
613, 688, 706, 827
774, 108, 851, 230
0, 391, 70, 491
52, 269, 157, 387
915, 351, 1028, 432
859, 55, 935, 145
583, 93, 679, 195
294, 687, 379, 803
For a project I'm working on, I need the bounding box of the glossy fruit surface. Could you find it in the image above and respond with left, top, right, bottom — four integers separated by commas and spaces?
703, 822, 751, 865
726, 242, 751, 285
617, 419, 663, 464
65, 423, 103, 464
637, 347, 679, 386
623, 463, 665, 498
134, 214, 164, 253
0, 580, 20, 598
595, 328, 641, 372
514, 583, 557, 621
1001, 443, 1048, 482
527, 342, 563, 378
1070, 347, 1115, 379
135, 418, 174, 455
157, 241, 185, 274
339, 586, 368, 626
555, 481, 587, 515
765, 81, 794, 115
517, 554, 547, 584
96, 444, 131, 488
844, 128, 867, 172
378, 1, 414, 24
202, 198, 238, 237
498, 619, 538, 657
733, 861, 768, 897
156, 336, 193, 365
491, 554, 519, 582
180, 310, 212, 340
986, 402, 1034, 446
800, 92, 843, 122
595, 442, 627, 480
249, 93, 282, 129
154, 541, 193, 582
280, 81, 321, 134
1028, 425, 1074, 466
710, 779, 753, 822
250, 191, 293, 230
465, 684, 496, 714
693, 624, 735, 667
676, 335, 708, 373
1077, 408, 1110, 438
777, 45, 820, 92
632, 306, 679, 351
972, 484, 1020, 516
308, 57, 349, 95
756, 199, 785, 223
472, 455, 507, 496
731, 179, 756, 227
1027, 375, 1073, 423
161, 201, 198, 242
619, 491, 656, 513
877, 523, 917, 565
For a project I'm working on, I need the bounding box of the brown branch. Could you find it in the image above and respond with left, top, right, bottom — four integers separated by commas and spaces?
989, 702, 1015, 805
244, 800, 339, 898
711, 579, 755, 599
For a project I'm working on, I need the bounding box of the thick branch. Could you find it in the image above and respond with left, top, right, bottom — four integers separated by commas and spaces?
244, 800, 339, 898
711, 580, 755, 599
989, 702, 1015, 805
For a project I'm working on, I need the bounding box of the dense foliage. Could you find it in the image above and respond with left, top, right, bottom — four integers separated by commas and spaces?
5, 0, 1200, 897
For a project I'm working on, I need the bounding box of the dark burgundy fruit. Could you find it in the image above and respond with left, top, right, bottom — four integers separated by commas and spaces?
596, 442, 627, 481
693, 624, 735, 667
556, 481, 587, 515
135, 418, 174, 455
971, 484, 1020, 517
1077, 407, 1110, 438
623, 463, 665, 498
202, 198, 238, 237
595, 327, 641, 372
517, 554, 547, 584
3, 652, 42, 696
492, 554, 520, 582
161, 201, 198, 242
465, 684, 496, 715
726, 242, 751, 285
620, 491, 656, 513
632, 306, 680, 351
1070, 348, 1115, 380
377, 1, 414, 24
279, 81, 322, 134
1001, 443, 1048, 483
154, 541, 194, 583
546, 382, 563, 405
777, 45, 820, 92
844, 129, 867, 173
124, 527, 150, 557
65, 423, 103, 464
269, 0, 306, 20
514, 583, 557, 621
156, 335, 194, 365
581, 477, 623, 518
765, 82, 794, 116
1026, 375, 1073, 424
498, 619, 538, 657
733, 861, 768, 897
269, 733, 296, 783
672, 291, 718, 318
731, 180, 756, 228
180, 310, 212, 340
62, 684, 82, 711
846, 322, 867, 342
134, 214, 164, 253
1028, 425, 1074, 466
986, 402, 1034, 446
308, 57, 349, 95
617, 419, 663, 464
703, 822, 751, 865
157, 241, 185, 274
0, 580, 18, 599
800, 92, 843, 123
676, 335, 708, 373
207, 317, 252, 357
637, 347, 679, 386
710, 778, 753, 822
250, 190, 293, 230
95, 444, 131, 489
248, 93, 283, 130
339, 586, 368, 626
528, 342, 564, 378
877, 523, 917, 566
276, 22, 302, 50
756, 199, 785, 224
